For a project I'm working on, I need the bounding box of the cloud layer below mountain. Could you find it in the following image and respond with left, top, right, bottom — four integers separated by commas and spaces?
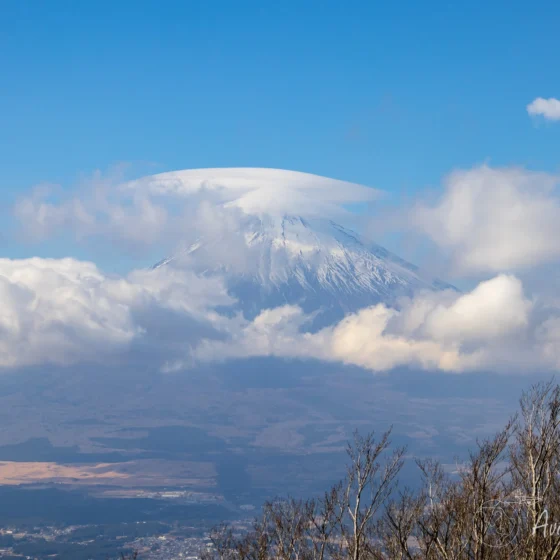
193, 274, 560, 374
0, 257, 232, 368
0, 256, 558, 375
6, 165, 560, 375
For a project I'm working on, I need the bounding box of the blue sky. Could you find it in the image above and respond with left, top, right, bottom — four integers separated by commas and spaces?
1, 0, 559, 269
1, 1, 560, 374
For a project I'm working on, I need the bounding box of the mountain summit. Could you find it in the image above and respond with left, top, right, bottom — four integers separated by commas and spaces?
153, 212, 453, 327
140, 168, 454, 326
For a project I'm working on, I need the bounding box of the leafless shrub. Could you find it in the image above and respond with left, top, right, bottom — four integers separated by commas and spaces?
205, 381, 560, 560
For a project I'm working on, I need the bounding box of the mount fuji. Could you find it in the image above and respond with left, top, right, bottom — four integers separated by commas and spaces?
145, 171, 455, 327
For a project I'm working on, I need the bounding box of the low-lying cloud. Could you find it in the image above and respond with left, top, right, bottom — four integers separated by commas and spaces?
0, 257, 232, 368
193, 275, 560, 374
1, 257, 559, 375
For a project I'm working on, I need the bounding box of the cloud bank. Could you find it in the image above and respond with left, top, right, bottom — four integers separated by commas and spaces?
6, 165, 560, 376
193, 274, 560, 374
2, 256, 558, 375
409, 165, 560, 275
0, 257, 232, 368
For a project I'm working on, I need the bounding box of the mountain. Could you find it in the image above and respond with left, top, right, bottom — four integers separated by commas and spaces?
153, 213, 455, 327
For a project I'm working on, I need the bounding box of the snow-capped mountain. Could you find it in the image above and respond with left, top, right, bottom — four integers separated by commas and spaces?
153, 212, 454, 327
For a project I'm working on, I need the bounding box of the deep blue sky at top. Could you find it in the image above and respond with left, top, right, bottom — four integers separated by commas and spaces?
1, 0, 559, 267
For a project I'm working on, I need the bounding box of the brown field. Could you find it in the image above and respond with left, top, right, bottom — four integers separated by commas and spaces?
0, 459, 217, 488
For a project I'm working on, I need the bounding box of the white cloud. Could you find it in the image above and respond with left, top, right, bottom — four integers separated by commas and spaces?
527, 97, 560, 121
14, 168, 380, 249
125, 168, 380, 216
0, 258, 557, 375
397, 275, 531, 343
14, 184, 96, 242
409, 165, 560, 275
0, 258, 233, 369
536, 316, 560, 370
14, 179, 169, 250
193, 274, 560, 374
8, 167, 560, 376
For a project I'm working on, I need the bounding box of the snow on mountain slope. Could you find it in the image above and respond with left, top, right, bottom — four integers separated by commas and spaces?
153, 213, 455, 327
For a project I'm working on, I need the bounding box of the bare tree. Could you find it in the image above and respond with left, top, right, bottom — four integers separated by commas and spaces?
415, 458, 469, 560
510, 380, 560, 560
462, 419, 515, 558
200, 383, 560, 560
201, 523, 239, 560
306, 483, 345, 560
379, 486, 425, 559
237, 511, 273, 560
264, 498, 313, 560
340, 429, 406, 560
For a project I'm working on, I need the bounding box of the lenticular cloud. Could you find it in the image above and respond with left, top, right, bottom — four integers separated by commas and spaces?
124, 168, 381, 216
14, 168, 381, 249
